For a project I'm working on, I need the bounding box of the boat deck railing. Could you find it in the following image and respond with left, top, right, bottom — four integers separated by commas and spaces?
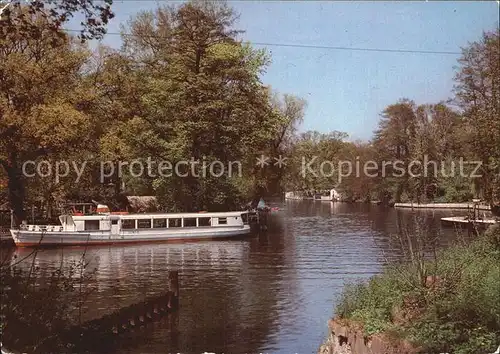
19, 224, 63, 232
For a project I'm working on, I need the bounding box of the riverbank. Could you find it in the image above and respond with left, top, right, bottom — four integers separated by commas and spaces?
394, 202, 491, 211
319, 225, 500, 354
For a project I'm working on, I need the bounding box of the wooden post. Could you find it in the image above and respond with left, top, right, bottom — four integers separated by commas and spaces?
31, 205, 35, 224
10, 209, 14, 229
168, 271, 179, 308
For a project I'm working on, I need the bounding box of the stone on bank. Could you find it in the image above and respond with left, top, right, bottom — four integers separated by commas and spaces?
318, 319, 418, 354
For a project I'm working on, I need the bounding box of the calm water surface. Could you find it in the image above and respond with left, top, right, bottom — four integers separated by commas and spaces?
4, 202, 474, 353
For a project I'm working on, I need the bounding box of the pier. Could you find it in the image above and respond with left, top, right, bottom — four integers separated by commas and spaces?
394, 202, 491, 211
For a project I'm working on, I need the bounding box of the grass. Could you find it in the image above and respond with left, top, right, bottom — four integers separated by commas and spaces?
335, 225, 500, 354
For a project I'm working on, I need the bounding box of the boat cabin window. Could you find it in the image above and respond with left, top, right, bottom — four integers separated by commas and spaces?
183, 218, 196, 227
138, 219, 151, 229
84, 220, 100, 230
169, 218, 181, 228
241, 213, 248, 224
218, 217, 227, 225
111, 219, 118, 225
198, 217, 211, 227
122, 219, 135, 229
153, 219, 167, 228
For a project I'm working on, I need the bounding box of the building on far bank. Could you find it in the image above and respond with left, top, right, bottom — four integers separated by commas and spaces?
285, 189, 341, 201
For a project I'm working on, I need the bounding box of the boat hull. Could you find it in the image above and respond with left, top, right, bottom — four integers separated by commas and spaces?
10, 226, 251, 247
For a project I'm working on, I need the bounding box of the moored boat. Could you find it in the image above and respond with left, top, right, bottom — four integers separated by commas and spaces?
440, 216, 497, 226
9, 207, 251, 247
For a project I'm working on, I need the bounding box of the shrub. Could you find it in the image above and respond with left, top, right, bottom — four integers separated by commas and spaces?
485, 224, 500, 249
0, 254, 96, 353
335, 229, 500, 352
336, 268, 411, 335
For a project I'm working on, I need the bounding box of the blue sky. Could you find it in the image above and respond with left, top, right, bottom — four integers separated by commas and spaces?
94, 1, 499, 141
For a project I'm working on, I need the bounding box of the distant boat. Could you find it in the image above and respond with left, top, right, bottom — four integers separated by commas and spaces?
9, 205, 251, 247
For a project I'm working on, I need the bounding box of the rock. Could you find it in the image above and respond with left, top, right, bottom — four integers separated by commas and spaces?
318, 318, 420, 354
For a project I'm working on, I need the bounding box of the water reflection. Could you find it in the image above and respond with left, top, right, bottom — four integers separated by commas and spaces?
2, 203, 475, 353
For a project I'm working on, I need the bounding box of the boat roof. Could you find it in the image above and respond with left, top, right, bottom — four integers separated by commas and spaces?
69, 211, 247, 220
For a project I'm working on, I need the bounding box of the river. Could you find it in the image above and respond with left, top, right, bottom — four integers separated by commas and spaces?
2, 202, 475, 353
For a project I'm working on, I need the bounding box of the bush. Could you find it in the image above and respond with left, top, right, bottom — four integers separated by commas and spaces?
485, 224, 500, 249
335, 228, 500, 353
336, 268, 411, 335
0, 254, 96, 353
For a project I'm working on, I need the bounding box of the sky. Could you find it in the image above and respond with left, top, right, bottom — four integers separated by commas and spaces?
91, 0, 499, 141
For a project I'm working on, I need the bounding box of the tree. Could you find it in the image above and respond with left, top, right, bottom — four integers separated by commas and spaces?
336, 140, 377, 202
102, 1, 285, 211
373, 99, 417, 202
264, 93, 306, 196
284, 130, 349, 194
0, 11, 94, 224
0, 0, 113, 41
372, 100, 473, 204
424, 104, 471, 202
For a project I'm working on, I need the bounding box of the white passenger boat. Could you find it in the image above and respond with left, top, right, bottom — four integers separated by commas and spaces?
9, 207, 251, 247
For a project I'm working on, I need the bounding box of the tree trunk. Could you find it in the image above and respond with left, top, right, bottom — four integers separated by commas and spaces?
46, 198, 52, 219
6, 164, 26, 226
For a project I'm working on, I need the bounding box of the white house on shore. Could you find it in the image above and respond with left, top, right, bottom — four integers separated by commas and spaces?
285, 189, 340, 201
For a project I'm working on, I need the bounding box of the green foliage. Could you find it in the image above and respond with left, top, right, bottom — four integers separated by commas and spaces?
437, 168, 474, 203
1, 1, 305, 217
284, 130, 350, 193
0, 3, 497, 219
0, 255, 96, 352
336, 272, 407, 335
335, 228, 500, 353
108, 2, 289, 210
0, 11, 98, 221
284, 31, 499, 204
0, 0, 114, 42
485, 224, 500, 249
454, 30, 500, 205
